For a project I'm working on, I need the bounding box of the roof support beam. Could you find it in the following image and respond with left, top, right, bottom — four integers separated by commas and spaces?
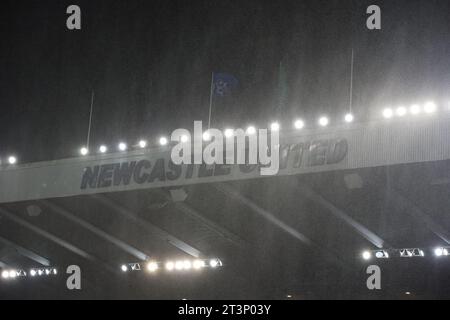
0, 235, 50, 266
41, 200, 149, 261
92, 195, 201, 258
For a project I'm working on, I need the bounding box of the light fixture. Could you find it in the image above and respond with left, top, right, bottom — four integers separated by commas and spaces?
375, 250, 389, 259
30, 269, 37, 277
224, 129, 234, 138
138, 140, 147, 148
118, 142, 127, 151
121, 265, 128, 272
7, 156, 17, 165
382, 108, 393, 119
209, 259, 219, 268
396, 106, 407, 117
246, 126, 256, 135
165, 261, 175, 271
99, 145, 107, 153
193, 260, 205, 270
175, 261, 184, 270
318, 116, 329, 127
202, 131, 211, 141
424, 101, 437, 114
80, 147, 88, 156
294, 119, 304, 129
344, 113, 354, 123
362, 251, 372, 260
146, 262, 158, 272
180, 135, 189, 143
9, 270, 17, 278
159, 137, 168, 146
410, 104, 421, 115
1, 270, 9, 279
270, 122, 280, 132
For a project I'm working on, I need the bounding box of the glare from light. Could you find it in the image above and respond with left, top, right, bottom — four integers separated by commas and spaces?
435, 247, 445, 257
318, 116, 329, 127
165, 261, 174, 271
53, 269, 57, 275
175, 261, 184, 270
121, 264, 128, 272
362, 251, 372, 260
193, 260, 205, 270
99, 145, 108, 153
209, 259, 219, 268
344, 113, 354, 123
424, 101, 437, 114
410, 104, 421, 115
159, 137, 168, 146
294, 119, 304, 129
396, 106, 407, 117
146, 262, 158, 272
202, 131, 211, 141
224, 129, 234, 138
45, 269, 51, 275
183, 260, 192, 270
1, 270, 9, 279
246, 126, 256, 135
382, 108, 393, 119
38, 270, 43, 276
270, 122, 280, 132
30, 269, 37, 277
8, 156, 17, 165
9, 270, 17, 278
80, 147, 89, 156
138, 140, 147, 148
118, 142, 127, 151
180, 135, 189, 143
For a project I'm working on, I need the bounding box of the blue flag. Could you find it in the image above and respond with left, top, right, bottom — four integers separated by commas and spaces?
213, 73, 238, 96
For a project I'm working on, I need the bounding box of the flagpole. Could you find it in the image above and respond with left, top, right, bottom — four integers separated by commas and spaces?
208, 72, 214, 129
86, 90, 95, 150
349, 48, 354, 113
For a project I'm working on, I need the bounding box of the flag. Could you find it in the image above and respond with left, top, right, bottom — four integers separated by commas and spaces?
212, 73, 238, 96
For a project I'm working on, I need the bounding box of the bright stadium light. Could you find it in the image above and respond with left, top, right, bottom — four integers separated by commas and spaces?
202, 131, 211, 141
209, 259, 219, 268
246, 126, 256, 135
424, 101, 437, 114
318, 116, 329, 127
410, 104, 421, 115
121, 265, 128, 272
99, 145, 107, 153
8, 156, 17, 165
434, 247, 448, 257
159, 137, 168, 146
382, 108, 393, 119
9, 270, 17, 278
53, 268, 57, 275
362, 251, 372, 260
224, 129, 234, 138
30, 269, 37, 277
138, 140, 147, 148
1, 270, 9, 279
193, 260, 205, 270
270, 122, 280, 132
165, 261, 175, 271
181, 135, 189, 143
294, 119, 304, 129
183, 260, 192, 270
396, 106, 407, 117
146, 262, 158, 272
175, 260, 184, 271
80, 147, 89, 156
344, 113, 354, 123
375, 250, 389, 259
118, 142, 127, 151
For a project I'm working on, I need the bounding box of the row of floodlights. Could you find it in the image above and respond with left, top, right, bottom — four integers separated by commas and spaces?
1, 268, 57, 280
2, 101, 446, 164
121, 258, 222, 273
362, 247, 450, 260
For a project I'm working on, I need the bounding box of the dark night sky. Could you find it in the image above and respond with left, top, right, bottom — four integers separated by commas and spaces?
1, 0, 450, 163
